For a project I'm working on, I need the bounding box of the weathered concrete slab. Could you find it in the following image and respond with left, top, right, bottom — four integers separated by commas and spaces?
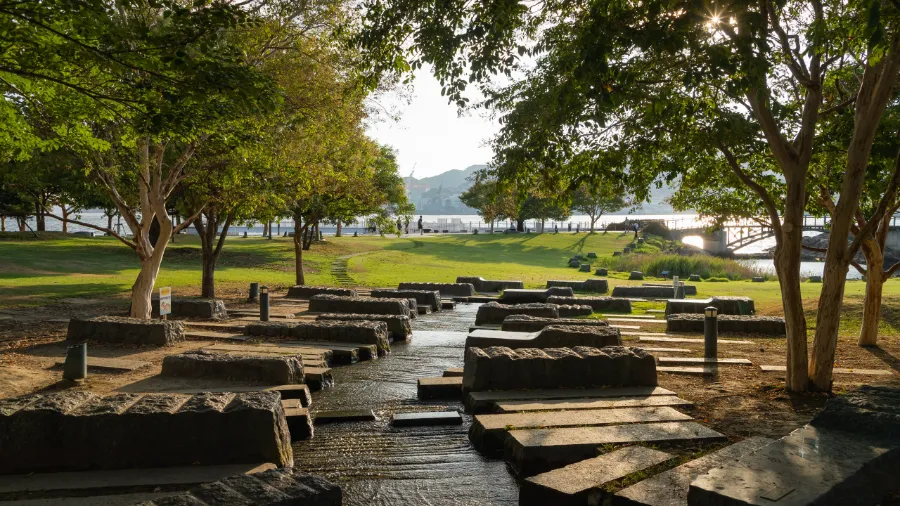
475, 302, 559, 325
759, 364, 894, 376
471, 406, 693, 453
465, 386, 676, 413
286, 285, 357, 299
185, 330, 251, 342
203, 343, 331, 364
557, 304, 593, 317
307, 295, 409, 318
642, 283, 698, 296
392, 411, 463, 427
495, 395, 693, 413
303, 367, 333, 391
507, 421, 726, 476
246, 320, 390, 355
463, 346, 657, 393
657, 366, 718, 375
546, 296, 633, 313
398, 282, 476, 297
659, 357, 753, 366
466, 325, 622, 351
68, 317, 184, 346
665, 296, 755, 316
498, 287, 575, 304
522, 446, 672, 506
371, 288, 441, 312
443, 367, 464, 377
546, 279, 609, 294
441, 300, 456, 310
502, 315, 609, 332
641, 347, 691, 353
611, 285, 678, 298
614, 436, 774, 506
283, 407, 313, 441
0, 391, 293, 474
639, 336, 753, 345
667, 314, 786, 336
457, 276, 524, 292
137, 468, 341, 506
313, 409, 375, 424
52, 356, 151, 372
161, 351, 304, 385
417, 376, 462, 400
159, 385, 311, 408
315, 313, 412, 341
151, 298, 228, 319
609, 317, 666, 324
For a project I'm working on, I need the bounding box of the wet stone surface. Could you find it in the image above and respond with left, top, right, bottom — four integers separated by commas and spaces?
291, 302, 519, 505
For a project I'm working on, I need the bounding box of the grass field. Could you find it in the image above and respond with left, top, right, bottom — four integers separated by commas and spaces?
1, 231, 898, 338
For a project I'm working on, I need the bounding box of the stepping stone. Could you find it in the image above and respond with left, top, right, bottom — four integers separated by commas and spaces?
418, 376, 462, 400
646, 309, 665, 313
658, 357, 752, 366
313, 409, 375, 424
604, 314, 657, 319
284, 407, 313, 441
201, 344, 329, 367
639, 347, 691, 353
657, 366, 717, 375
468, 325, 506, 332
441, 300, 456, 309
272, 341, 362, 364
304, 367, 333, 391
52, 356, 151, 373
507, 421, 727, 476
759, 364, 894, 376
521, 446, 673, 506
443, 368, 464, 377
639, 336, 753, 345
610, 325, 641, 330
471, 407, 693, 453
392, 411, 463, 427
608, 318, 666, 324
614, 436, 774, 506
184, 330, 250, 342
465, 386, 677, 413
495, 395, 694, 413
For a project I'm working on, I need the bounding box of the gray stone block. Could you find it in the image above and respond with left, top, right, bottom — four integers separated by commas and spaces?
245, 320, 391, 354
502, 315, 610, 332
370, 289, 441, 311
596, 268, 609, 276
392, 411, 462, 427
689, 274, 701, 281
397, 282, 476, 297
611, 285, 676, 298
546, 296, 633, 313
466, 325, 621, 351
161, 351, 304, 385
665, 296, 755, 316
629, 271, 643, 280
67, 316, 184, 346
0, 391, 293, 474
809, 275, 822, 283
475, 302, 559, 325
308, 294, 409, 317
456, 276, 524, 292
556, 304, 593, 317
286, 285, 357, 299
568, 259, 581, 268
546, 279, 609, 293
150, 298, 228, 319
587, 252, 597, 258
315, 313, 412, 341
579, 263, 591, 272
751, 276, 764, 282
643, 282, 698, 296
666, 313, 785, 335
499, 288, 575, 304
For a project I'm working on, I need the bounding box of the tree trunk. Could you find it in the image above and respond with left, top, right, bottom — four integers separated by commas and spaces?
336, 222, 343, 237
130, 240, 169, 318
293, 215, 305, 285
107, 214, 114, 231
17, 217, 25, 232
61, 206, 69, 233
34, 200, 45, 231
516, 218, 525, 232
1, 217, 5, 232
858, 240, 885, 346
590, 214, 598, 232
262, 222, 269, 238
776, 177, 809, 392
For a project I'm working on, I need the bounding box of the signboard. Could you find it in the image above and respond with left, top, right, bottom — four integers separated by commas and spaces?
159, 287, 172, 317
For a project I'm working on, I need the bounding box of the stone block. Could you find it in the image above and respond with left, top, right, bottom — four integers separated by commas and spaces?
665, 296, 755, 316
315, 313, 412, 341
456, 276, 524, 292
151, 298, 228, 319
611, 285, 676, 298
308, 294, 409, 317
161, 351, 304, 385
464, 386, 676, 414
666, 314, 785, 335
466, 326, 621, 351
751, 276, 764, 282
245, 320, 391, 354
557, 304, 593, 317
499, 288, 575, 304
546, 279, 609, 293
392, 411, 463, 427
313, 409, 376, 424
462, 345, 656, 393
546, 296, 632, 313
283, 407, 313, 441
809, 275, 822, 283
642, 282, 698, 296
371, 289, 441, 311
496, 395, 693, 414
417, 376, 462, 400
596, 268, 609, 276
0, 391, 293, 474
137, 468, 341, 506
689, 274, 701, 281
587, 252, 597, 258
397, 282, 476, 297
474, 302, 559, 325
501, 315, 610, 332
68, 316, 184, 346
629, 271, 644, 280
579, 263, 591, 272
569, 259, 581, 268
285, 285, 357, 299
613, 251, 623, 256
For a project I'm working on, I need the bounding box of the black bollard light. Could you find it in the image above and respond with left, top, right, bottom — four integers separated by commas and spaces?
704, 306, 718, 359
260, 286, 270, 322
249, 282, 259, 303
63, 343, 87, 381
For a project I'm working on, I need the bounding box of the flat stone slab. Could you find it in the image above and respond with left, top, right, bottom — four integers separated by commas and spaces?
162, 351, 304, 385
498, 288, 574, 304
759, 364, 894, 376
471, 406, 693, 453
392, 411, 463, 427
68, 316, 184, 346
0, 391, 293, 474
441, 300, 456, 310
639, 336, 753, 345
304, 367, 333, 391
546, 279, 609, 294
475, 302, 560, 325
614, 436, 774, 506
495, 395, 694, 413
397, 281, 476, 297
52, 356, 151, 372
284, 407, 313, 441
185, 330, 251, 342
659, 357, 753, 366
138, 468, 341, 506
159, 385, 311, 407
371, 288, 442, 311
457, 276, 524, 292
315, 313, 412, 341
466, 325, 621, 351
546, 296, 633, 313
665, 296, 755, 316
308, 294, 410, 317
443, 368, 464, 377
203, 343, 331, 364
246, 320, 390, 355
313, 409, 375, 424
502, 315, 610, 332
465, 386, 677, 413
507, 421, 727, 476
151, 298, 228, 319
658, 366, 718, 375
286, 285, 357, 299
522, 446, 673, 506
667, 314, 786, 336
417, 376, 463, 400
641, 347, 691, 353
609, 318, 666, 324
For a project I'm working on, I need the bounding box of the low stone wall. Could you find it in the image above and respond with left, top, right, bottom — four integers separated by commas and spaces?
246, 320, 391, 354
397, 282, 475, 297
501, 315, 609, 333
611, 285, 676, 298
474, 302, 560, 326
162, 351, 304, 385
140, 468, 342, 506
498, 287, 575, 304
308, 295, 409, 317
462, 346, 656, 392
642, 283, 698, 296
371, 289, 441, 312
666, 313, 785, 335
664, 295, 755, 316
286, 286, 357, 299
316, 313, 412, 341
557, 304, 592, 317
0, 391, 293, 474
467, 326, 621, 351
151, 298, 228, 319
546, 279, 609, 294
67, 316, 184, 346
546, 296, 632, 313
456, 276, 525, 292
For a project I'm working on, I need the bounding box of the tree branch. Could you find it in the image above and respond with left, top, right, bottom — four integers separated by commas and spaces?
174, 206, 204, 234
717, 141, 783, 237
848, 149, 900, 258
44, 213, 136, 250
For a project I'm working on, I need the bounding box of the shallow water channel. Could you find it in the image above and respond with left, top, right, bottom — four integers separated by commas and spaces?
292, 303, 519, 505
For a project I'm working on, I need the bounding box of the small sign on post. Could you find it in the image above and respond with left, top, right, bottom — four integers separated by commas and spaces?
159, 287, 172, 320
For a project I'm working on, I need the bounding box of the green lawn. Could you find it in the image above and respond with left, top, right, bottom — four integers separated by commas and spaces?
1, 231, 898, 339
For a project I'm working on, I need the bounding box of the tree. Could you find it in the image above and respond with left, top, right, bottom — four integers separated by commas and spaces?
460, 176, 503, 233
572, 181, 629, 232
358, 0, 900, 392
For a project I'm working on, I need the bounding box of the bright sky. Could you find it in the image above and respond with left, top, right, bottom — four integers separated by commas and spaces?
365, 67, 499, 179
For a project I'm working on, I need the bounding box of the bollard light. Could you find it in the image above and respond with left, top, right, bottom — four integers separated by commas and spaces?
260, 285, 270, 322
704, 306, 718, 359
705, 306, 718, 319
249, 282, 259, 303
63, 343, 87, 381
674, 281, 685, 299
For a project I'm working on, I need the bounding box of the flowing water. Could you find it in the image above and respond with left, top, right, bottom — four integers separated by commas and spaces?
291, 303, 519, 505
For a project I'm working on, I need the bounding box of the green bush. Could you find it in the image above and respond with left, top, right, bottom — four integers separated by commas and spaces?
606, 253, 764, 281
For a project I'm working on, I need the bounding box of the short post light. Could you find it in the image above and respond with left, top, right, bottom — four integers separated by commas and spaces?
260, 286, 270, 322
674, 281, 686, 300
63, 343, 87, 381
704, 306, 718, 359
249, 282, 259, 303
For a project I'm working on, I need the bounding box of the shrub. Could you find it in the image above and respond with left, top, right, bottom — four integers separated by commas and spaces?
606, 252, 764, 281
